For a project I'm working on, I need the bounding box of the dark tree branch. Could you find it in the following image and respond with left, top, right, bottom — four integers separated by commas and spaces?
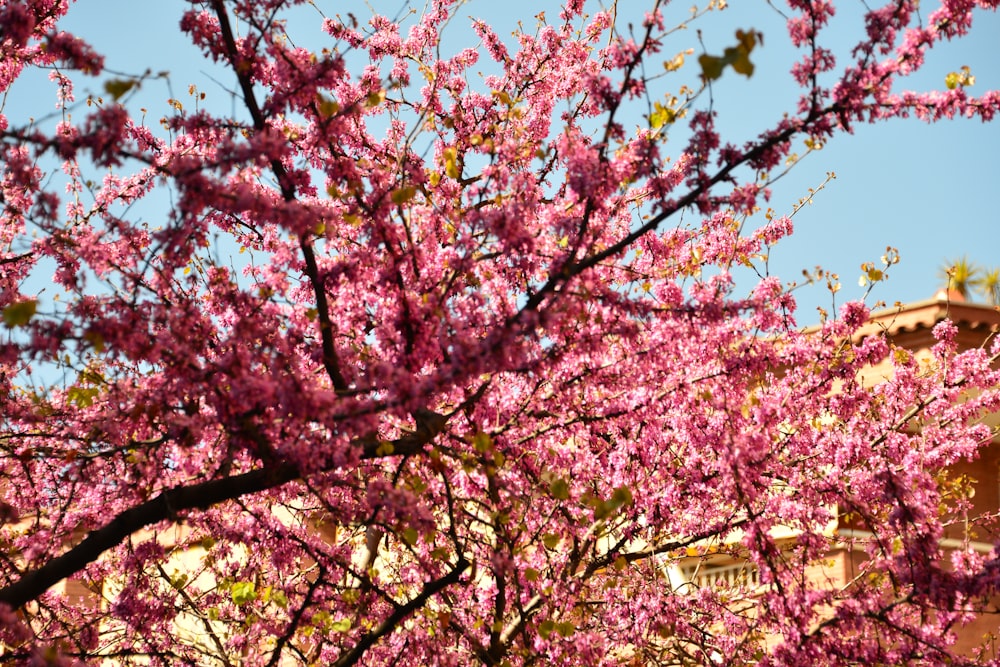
266, 563, 324, 667
0, 464, 297, 609
331, 556, 470, 667
298, 237, 350, 392
0, 420, 446, 610
208, 0, 349, 393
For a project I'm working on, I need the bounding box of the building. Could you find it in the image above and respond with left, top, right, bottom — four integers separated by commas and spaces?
6, 292, 1000, 663
668, 290, 1000, 659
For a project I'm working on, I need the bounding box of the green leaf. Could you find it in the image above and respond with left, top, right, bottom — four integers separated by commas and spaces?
67, 386, 99, 408
611, 485, 633, 507
472, 431, 492, 453
83, 330, 105, 353
272, 589, 288, 609
317, 95, 340, 118
103, 78, 137, 101
330, 618, 352, 633
549, 478, 570, 500
945, 66, 975, 90
649, 102, 676, 130
556, 621, 576, 638
312, 609, 330, 629
594, 486, 634, 520
169, 572, 189, 591
3, 300, 37, 328
231, 581, 257, 606
699, 29, 761, 82
698, 54, 725, 82
728, 45, 755, 77
391, 186, 416, 205
443, 147, 460, 179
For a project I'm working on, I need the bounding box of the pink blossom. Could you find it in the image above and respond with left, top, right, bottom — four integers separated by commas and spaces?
0, 1, 996, 665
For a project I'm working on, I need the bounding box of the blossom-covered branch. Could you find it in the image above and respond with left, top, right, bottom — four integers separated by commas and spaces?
1, 0, 999, 664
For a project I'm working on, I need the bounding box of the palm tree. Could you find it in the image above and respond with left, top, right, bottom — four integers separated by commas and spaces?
939, 257, 1000, 305
974, 267, 1000, 305
939, 256, 980, 300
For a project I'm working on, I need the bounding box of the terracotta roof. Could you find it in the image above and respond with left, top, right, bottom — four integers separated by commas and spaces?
853, 293, 1000, 350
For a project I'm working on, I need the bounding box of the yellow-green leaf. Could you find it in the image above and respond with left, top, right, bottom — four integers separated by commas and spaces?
663, 51, 687, 72
730, 47, 754, 77
67, 385, 99, 408
443, 147, 460, 179
945, 66, 975, 90
699, 29, 761, 82
492, 90, 512, 106
272, 589, 288, 608
698, 54, 725, 81
83, 330, 105, 353
104, 78, 137, 101
549, 478, 570, 500
391, 186, 416, 205
169, 573, 189, 590
231, 581, 256, 606
650, 102, 676, 130
3, 300, 37, 328
472, 431, 492, 453
317, 95, 340, 118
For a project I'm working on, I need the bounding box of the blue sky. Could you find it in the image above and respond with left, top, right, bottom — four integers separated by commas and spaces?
6, 0, 999, 323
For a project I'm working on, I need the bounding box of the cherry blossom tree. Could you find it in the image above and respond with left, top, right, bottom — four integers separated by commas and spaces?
2, 0, 1000, 664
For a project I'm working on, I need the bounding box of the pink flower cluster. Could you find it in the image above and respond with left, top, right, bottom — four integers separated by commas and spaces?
0, 1, 997, 665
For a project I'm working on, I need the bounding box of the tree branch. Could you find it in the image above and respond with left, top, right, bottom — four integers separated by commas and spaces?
0, 465, 297, 609
0, 418, 447, 610
208, 0, 349, 392
331, 556, 469, 667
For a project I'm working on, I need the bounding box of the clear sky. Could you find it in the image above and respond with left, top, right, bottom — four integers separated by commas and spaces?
6, 0, 999, 324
